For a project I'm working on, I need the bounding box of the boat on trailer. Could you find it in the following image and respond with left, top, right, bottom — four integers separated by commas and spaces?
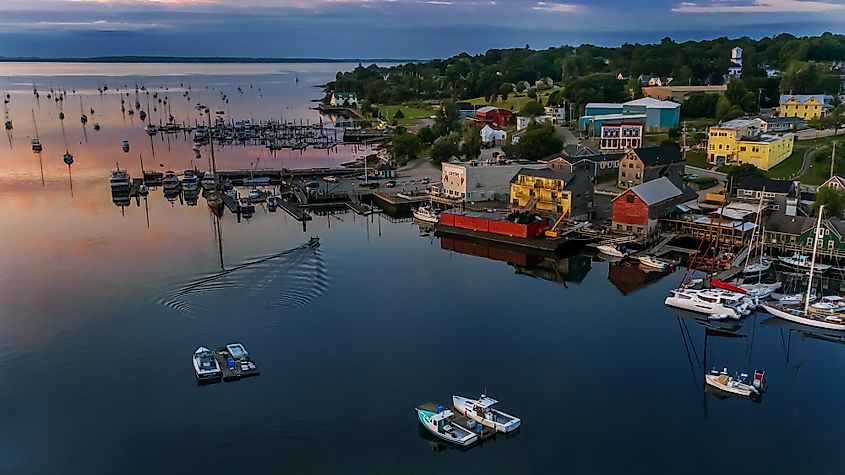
452, 395, 520, 433
416, 406, 478, 447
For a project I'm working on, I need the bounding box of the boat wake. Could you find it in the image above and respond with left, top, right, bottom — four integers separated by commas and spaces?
158, 241, 328, 317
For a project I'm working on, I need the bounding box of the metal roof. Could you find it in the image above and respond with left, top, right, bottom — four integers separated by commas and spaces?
618, 176, 682, 205
779, 94, 832, 105
624, 97, 680, 109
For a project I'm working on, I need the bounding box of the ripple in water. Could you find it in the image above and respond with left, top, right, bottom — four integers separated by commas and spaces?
158, 241, 328, 318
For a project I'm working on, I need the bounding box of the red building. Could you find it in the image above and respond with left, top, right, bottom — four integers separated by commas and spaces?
476, 106, 513, 127
611, 176, 683, 237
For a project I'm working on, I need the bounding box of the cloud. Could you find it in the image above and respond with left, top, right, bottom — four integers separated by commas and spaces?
532, 1, 581, 12
673, 0, 844, 13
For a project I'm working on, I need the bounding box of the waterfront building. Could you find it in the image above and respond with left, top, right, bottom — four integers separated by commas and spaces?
548, 152, 622, 180
476, 106, 512, 127
734, 176, 796, 201
330, 92, 358, 107
706, 122, 794, 170
617, 145, 685, 189
611, 177, 684, 236
778, 94, 833, 120
764, 213, 845, 260
509, 168, 594, 220
441, 161, 543, 203
599, 121, 643, 151
579, 98, 680, 134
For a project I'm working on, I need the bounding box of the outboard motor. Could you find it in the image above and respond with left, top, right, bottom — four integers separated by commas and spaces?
752, 371, 765, 392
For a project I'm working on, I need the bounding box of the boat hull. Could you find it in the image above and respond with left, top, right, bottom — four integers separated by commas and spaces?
761, 304, 845, 331
665, 296, 741, 319
452, 396, 520, 433
416, 409, 477, 446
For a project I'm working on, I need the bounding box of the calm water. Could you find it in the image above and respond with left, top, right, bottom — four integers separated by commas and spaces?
1, 64, 845, 474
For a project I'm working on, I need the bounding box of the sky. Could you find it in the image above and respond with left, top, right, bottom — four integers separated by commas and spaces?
0, 0, 843, 59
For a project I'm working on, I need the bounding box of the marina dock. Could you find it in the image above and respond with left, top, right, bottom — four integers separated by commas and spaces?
213, 347, 260, 382
278, 200, 312, 221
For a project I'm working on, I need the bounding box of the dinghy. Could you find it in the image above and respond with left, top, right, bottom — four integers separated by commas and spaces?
452, 395, 520, 433
637, 255, 668, 271
416, 406, 478, 447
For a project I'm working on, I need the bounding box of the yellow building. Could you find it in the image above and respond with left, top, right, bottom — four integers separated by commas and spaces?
778, 94, 830, 120
707, 126, 794, 171
509, 168, 593, 219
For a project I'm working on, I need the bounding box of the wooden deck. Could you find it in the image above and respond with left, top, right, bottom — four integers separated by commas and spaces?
213, 347, 260, 382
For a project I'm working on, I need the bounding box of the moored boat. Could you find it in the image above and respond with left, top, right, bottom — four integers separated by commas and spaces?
109, 166, 131, 191
665, 288, 749, 319
452, 394, 520, 433
181, 170, 199, 191
201, 171, 216, 190
416, 406, 478, 447
412, 205, 439, 224
777, 252, 830, 273
738, 281, 781, 300
193, 346, 222, 381
705, 368, 765, 399
162, 170, 180, 192
637, 255, 668, 271
597, 244, 628, 258
138, 183, 149, 196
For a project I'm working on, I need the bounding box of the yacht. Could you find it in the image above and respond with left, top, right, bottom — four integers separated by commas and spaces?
412, 206, 439, 224
109, 166, 131, 191
162, 170, 180, 192
181, 170, 200, 191
777, 252, 830, 274
192, 346, 222, 381
665, 288, 750, 319
201, 171, 216, 190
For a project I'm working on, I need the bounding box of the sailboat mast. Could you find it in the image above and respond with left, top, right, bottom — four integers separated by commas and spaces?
805, 205, 825, 314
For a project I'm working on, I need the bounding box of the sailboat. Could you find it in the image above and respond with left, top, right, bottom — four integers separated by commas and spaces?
762, 206, 845, 331
31, 110, 42, 152
736, 197, 780, 299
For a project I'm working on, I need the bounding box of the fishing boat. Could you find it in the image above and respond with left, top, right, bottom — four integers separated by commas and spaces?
705, 368, 765, 399
416, 406, 478, 447
109, 165, 131, 191
193, 346, 222, 381
162, 170, 180, 192
201, 171, 216, 190
248, 187, 261, 201
122, 140, 130, 153
637, 255, 668, 271
777, 252, 830, 274
138, 183, 149, 196
452, 395, 520, 433
597, 244, 628, 258
238, 197, 255, 214
665, 288, 750, 319
412, 206, 439, 224
762, 206, 845, 331
181, 170, 200, 191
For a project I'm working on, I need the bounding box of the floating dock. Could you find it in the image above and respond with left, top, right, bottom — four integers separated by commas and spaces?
213, 347, 260, 382
278, 200, 312, 221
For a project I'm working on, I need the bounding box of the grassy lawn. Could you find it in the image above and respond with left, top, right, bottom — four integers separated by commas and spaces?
376, 104, 434, 126
685, 150, 709, 169
466, 87, 560, 112
766, 144, 809, 180
767, 135, 844, 183
644, 132, 669, 146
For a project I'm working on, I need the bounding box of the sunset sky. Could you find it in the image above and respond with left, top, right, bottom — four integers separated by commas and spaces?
0, 0, 843, 58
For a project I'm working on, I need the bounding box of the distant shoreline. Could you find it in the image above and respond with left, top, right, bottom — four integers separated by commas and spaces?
0, 56, 416, 64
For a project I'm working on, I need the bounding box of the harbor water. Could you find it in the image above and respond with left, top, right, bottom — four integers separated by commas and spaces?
1, 63, 844, 473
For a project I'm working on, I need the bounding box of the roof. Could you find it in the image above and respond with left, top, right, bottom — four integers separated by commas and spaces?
779, 94, 832, 105
630, 145, 683, 166
562, 143, 600, 157
573, 152, 624, 163
764, 116, 805, 124
585, 103, 624, 110
624, 97, 680, 109
477, 106, 510, 114
582, 113, 647, 122
765, 213, 815, 235
736, 176, 794, 194
614, 176, 682, 205
333, 92, 357, 98
511, 167, 574, 182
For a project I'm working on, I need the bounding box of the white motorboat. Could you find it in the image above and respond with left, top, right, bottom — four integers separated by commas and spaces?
452, 395, 520, 434
597, 244, 628, 258
193, 346, 222, 380
705, 368, 764, 399
138, 183, 149, 196
412, 206, 439, 224
248, 188, 261, 201
810, 295, 845, 313
416, 406, 478, 447
777, 292, 816, 306
665, 288, 749, 319
777, 252, 830, 273
201, 171, 216, 190
637, 255, 668, 271
738, 281, 781, 300
109, 166, 131, 191
182, 170, 200, 191
31, 138, 42, 153
162, 170, 180, 192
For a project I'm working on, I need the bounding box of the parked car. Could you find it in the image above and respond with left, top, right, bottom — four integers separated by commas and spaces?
420, 177, 431, 184
323, 175, 339, 183
385, 180, 396, 188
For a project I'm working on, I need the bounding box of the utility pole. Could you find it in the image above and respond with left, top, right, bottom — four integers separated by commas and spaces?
832, 141, 838, 180
682, 121, 688, 161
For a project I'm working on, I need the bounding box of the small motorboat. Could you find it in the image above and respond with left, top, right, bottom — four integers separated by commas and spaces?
31, 138, 42, 153
248, 187, 261, 201
416, 405, 478, 447
266, 195, 278, 211
122, 140, 130, 153
452, 394, 520, 433
138, 183, 149, 196
637, 255, 668, 271
307, 236, 320, 248
597, 244, 628, 258
193, 346, 222, 381
238, 197, 255, 214
201, 171, 215, 190
705, 368, 765, 399
93, 123, 101, 131
412, 206, 439, 224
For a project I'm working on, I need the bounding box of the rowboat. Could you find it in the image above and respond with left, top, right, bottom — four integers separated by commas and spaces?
452, 395, 520, 433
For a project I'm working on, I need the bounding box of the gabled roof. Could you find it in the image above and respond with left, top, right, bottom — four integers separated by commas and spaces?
624, 97, 680, 109
822, 175, 845, 189
573, 152, 624, 163
562, 143, 600, 158
736, 175, 794, 194
511, 167, 573, 182
613, 176, 682, 205
629, 145, 683, 166
779, 94, 832, 105
477, 106, 510, 114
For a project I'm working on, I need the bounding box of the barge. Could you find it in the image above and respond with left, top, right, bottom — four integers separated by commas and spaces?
436, 210, 587, 253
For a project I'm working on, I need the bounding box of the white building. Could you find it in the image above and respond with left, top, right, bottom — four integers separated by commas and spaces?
330, 92, 358, 107
516, 115, 553, 131
480, 124, 507, 145
545, 106, 566, 124
441, 162, 544, 202
726, 46, 743, 80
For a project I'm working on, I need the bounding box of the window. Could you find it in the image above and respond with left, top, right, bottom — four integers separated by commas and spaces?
626, 194, 635, 203
626, 225, 633, 231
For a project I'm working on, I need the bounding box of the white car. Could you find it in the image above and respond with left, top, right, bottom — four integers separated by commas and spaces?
323, 176, 339, 183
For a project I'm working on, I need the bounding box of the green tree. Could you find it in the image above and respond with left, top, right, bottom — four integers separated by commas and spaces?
519, 100, 545, 117
432, 101, 461, 138
725, 163, 765, 186
359, 100, 373, 117
779, 60, 841, 94
563, 73, 626, 111
390, 133, 421, 165
502, 122, 563, 161
417, 126, 436, 145
625, 76, 643, 99
431, 136, 461, 163
815, 186, 845, 218
460, 123, 482, 160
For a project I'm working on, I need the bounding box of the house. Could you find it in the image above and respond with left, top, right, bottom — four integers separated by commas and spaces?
476, 106, 512, 127
726, 46, 743, 80
330, 92, 358, 107
641, 85, 727, 102
549, 152, 623, 180
545, 106, 566, 124
820, 175, 845, 190
706, 122, 794, 170
516, 115, 553, 131
535, 77, 554, 88
509, 168, 594, 220
441, 161, 544, 203
778, 94, 834, 120
480, 124, 507, 146
764, 214, 845, 260
638, 74, 672, 86
579, 97, 680, 133
599, 121, 643, 151
561, 143, 601, 158
763, 116, 806, 132
611, 177, 684, 237
617, 145, 685, 189
376, 163, 396, 179
734, 176, 796, 201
